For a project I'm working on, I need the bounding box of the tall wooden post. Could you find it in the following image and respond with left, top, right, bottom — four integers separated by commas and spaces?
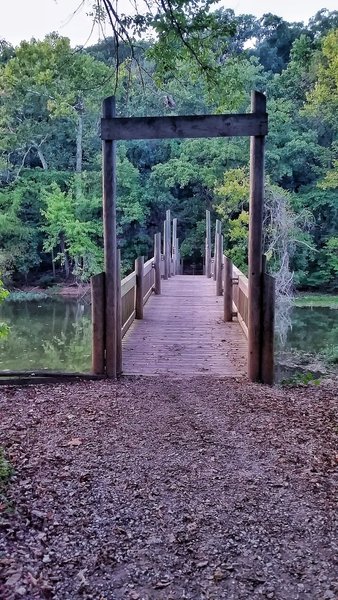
116, 249, 122, 376
213, 220, 221, 281
154, 232, 161, 295
205, 210, 211, 278
166, 210, 171, 278
216, 234, 223, 296
248, 91, 266, 382
91, 272, 105, 375
135, 256, 144, 319
223, 257, 233, 322
172, 218, 177, 275
163, 221, 168, 280
261, 256, 275, 385
176, 238, 180, 275
102, 96, 118, 378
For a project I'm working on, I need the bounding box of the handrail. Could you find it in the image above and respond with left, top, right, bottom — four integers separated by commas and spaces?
224, 258, 249, 339
121, 271, 136, 296
121, 256, 155, 337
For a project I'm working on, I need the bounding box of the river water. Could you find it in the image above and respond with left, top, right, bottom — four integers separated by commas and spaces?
0, 299, 337, 375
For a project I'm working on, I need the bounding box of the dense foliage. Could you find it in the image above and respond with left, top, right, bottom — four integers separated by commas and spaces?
0, 8, 337, 289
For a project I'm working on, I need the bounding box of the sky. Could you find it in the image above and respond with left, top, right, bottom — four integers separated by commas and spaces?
1, 0, 337, 47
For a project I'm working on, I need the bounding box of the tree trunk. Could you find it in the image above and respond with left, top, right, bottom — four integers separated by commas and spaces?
75, 100, 84, 203
60, 233, 70, 279
36, 146, 48, 170
51, 250, 56, 278
76, 109, 83, 175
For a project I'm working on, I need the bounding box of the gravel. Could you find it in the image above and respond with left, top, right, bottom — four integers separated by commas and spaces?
0, 376, 337, 599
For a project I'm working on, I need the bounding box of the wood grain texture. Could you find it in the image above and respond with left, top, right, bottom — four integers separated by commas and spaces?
91, 272, 105, 375
123, 276, 247, 376
101, 113, 268, 141
248, 91, 266, 382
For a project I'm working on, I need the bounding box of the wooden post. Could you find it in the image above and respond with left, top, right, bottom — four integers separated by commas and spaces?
206, 210, 211, 278
102, 96, 118, 378
135, 256, 144, 319
224, 257, 233, 322
176, 238, 180, 275
248, 91, 266, 382
166, 210, 171, 278
154, 232, 161, 295
213, 219, 221, 281
163, 221, 168, 280
116, 249, 122, 376
261, 255, 275, 385
91, 272, 105, 375
172, 218, 177, 275
216, 234, 223, 296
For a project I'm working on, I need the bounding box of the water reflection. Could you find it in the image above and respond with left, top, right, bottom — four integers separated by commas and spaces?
0, 299, 92, 372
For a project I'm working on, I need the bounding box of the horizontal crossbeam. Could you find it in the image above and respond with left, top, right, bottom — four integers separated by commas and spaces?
101, 113, 268, 141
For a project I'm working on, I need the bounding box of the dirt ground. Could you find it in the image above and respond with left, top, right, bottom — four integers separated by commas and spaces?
0, 376, 337, 600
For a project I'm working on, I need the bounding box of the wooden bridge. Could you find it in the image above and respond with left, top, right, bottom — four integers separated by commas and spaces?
92, 209, 275, 383
91, 90, 275, 385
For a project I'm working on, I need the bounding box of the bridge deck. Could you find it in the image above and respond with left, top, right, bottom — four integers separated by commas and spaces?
123, 275, 247, 377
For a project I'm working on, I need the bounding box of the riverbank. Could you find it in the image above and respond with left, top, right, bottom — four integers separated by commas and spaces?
294, 293, 338, 308
7, 284, 90, 301
1, 376, 337, 599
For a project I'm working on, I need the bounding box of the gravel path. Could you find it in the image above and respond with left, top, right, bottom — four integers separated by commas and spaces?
0, 377, 337, 600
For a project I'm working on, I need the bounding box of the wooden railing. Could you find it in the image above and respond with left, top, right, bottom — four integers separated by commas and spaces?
120, 256, 156, 338
143, 258, 155, 305
232, 265, 249, 338
121, 271, 136, 337
222, 252, 275, 384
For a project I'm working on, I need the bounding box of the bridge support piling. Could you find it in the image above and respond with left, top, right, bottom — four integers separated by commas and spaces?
102, 96, 118, 378
166, 210, 171, 278
163, 221, 168, 280
261, 256, 275, 384
248, 91, 266, 382
172, 218, 177, 275
223, 257, 233, 321
135, 256, 144, 319
116, 249, 122, 376
216, 233, 223, 296
213, 220, 221, 281
206, 210, 212, 278
91, 272, 106, 375
154, 233, 161, 295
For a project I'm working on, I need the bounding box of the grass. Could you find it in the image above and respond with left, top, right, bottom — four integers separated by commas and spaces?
294, 293, 338, 308
0, 447, 11, 497
281, 371, 322, 386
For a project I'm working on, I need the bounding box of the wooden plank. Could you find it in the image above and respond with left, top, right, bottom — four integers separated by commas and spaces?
166, 211, 171, 278
213, 220, 221, 281
205, 210, 211, 278
154, 232, 161, 295
163, 220, 168, 280
223, 257, 233, 322
143, 286, 153, 305
144, 257, 154, 275
121, 271, 136, 296
91, 272, 105, 375
216, 234, 223, 296
101, 113, 268, 141
123, 276, 247, 377
172, 218, 177, 275
0, 374, 105, 386
116, 249, 122, 376
261, 272, 275, 385
248, 91, 266, 383
122, 310, 136, 337
135, 256, 144, 319
102, 96, 117, 379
